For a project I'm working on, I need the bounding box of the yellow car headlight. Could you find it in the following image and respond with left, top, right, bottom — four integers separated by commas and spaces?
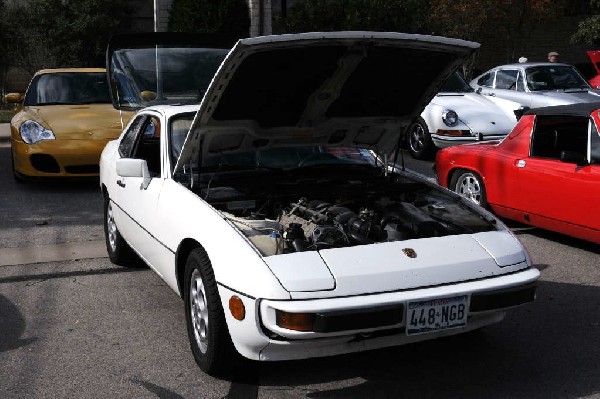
20, 120, 55, 144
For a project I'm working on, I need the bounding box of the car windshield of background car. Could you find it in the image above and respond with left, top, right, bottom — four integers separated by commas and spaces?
110, 47, 229, 109
439, 72, 473, 93
526, 66, 590, 91
24, 72, 111, 106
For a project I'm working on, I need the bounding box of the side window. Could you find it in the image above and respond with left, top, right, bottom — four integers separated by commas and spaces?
590, 121, 600, 164
135, 117, 162, 177
118, 116, 145, 158
169, 113, 195, 167
531, 115, 589, 160
477, 72, 494, 87
495, 70, 519, 90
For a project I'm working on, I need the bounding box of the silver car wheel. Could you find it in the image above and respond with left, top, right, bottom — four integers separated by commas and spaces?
410, 123, 426, 153
455, 173, 482, 205
106, 201, 118, 252
190, 269, 209, 354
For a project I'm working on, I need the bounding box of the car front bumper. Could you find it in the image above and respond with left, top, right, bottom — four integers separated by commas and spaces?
431, 133, 506, 149
12, 138, 112, 178
219, 267, 539, 361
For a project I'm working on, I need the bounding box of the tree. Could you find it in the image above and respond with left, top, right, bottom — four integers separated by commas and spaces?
429, 0, 564, 63
4, 0, 137, 75
281, 0, 429, 33
571, 0, 600, 46
168, 0, 250, 38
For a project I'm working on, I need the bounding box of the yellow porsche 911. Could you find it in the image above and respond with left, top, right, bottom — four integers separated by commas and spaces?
5, 68, 130, 181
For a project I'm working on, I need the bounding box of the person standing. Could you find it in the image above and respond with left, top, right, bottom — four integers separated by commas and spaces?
548, 51, 559, 62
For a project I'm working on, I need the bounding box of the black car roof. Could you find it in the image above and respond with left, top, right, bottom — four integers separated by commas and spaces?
525, 102, 600, 117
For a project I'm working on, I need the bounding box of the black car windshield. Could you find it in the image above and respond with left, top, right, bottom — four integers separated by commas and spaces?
200, 146, 377, 172
526, 65, 590, 91
439, 71, 473, 93
24, 72, 111, 106
111, 47, 229, 109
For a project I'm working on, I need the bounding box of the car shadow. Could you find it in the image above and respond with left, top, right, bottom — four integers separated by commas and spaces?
0, 295, 37, 353
253, 280, 599, 399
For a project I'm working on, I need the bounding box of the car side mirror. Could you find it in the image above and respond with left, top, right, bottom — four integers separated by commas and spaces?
140, 90, 157, 101
560, 151, 589, 166
476, 87, 482, 94
116, 158, 152, 189
4, 93, 24, 103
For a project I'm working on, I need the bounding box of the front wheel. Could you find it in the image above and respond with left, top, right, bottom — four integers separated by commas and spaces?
408, 117, 435, 160
184, 248, 240, 376
450, 169, 487, 207
103, 195, 137, 265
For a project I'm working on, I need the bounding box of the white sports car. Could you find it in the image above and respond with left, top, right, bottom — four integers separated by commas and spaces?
100, 32, 539, 376
408, 72, 522, 159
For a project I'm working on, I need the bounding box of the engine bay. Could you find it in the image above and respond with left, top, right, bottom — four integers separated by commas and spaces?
194, 166, 497, 257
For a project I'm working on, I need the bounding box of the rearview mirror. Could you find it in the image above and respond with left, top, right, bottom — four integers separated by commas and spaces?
116, 158, 152, 189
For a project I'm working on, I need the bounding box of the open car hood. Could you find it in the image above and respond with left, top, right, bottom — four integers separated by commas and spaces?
175, 32, 479, 174
106, 32, 479, 174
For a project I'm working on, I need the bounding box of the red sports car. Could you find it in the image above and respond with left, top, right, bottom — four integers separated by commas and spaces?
435, 102, 600, 244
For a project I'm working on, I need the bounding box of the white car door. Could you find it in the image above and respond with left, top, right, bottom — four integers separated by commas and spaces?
113, 113, 169, 273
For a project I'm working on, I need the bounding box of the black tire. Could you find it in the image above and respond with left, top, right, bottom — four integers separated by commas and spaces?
103, 195, 137, 265
408, 117, 435, 160
184, 248, 241, 376
449, 169, 488, 207
11, 150, 24, 184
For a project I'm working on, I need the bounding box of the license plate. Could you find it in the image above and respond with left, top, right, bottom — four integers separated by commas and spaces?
406, 295, 469, 335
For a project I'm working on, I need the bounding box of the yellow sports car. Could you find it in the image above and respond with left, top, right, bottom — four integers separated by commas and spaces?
5, 68, 131, 180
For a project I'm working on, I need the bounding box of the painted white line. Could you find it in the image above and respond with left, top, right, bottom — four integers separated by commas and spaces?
0, 240, 107, 266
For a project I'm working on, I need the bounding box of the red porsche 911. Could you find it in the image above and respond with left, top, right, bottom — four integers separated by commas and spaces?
435, 102, 600, 244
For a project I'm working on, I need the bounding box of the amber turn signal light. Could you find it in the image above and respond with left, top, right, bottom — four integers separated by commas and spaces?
275, 310, 315, 331
229, 296, 245, 321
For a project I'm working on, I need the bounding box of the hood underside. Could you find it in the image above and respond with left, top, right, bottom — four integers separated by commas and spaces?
174, 32, 479, 173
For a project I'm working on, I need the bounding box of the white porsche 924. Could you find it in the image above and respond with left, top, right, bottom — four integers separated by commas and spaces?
100, 32, 540, 376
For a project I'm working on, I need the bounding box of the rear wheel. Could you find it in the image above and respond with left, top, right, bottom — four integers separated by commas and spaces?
450, 169, 487, 207
184, 248, 241, 376
103, 195, 137, 265
408, 117, 435, 160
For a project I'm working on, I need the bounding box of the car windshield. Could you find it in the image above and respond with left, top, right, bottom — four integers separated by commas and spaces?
24, 72, 111, 106
525, 65, 590, 91
439, 71, 473, 93
200, 146, 377, 172
111, 47, 229, 109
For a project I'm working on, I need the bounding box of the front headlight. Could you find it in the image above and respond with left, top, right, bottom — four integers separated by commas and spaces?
442, 110, 459, 127
19, 120, 55, 144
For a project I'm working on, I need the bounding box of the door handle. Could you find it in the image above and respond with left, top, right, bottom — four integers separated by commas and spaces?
117, 180, 126, 188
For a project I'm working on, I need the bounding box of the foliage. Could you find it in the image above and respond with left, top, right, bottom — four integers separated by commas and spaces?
168, 0, 249, 38
281, 0, 429, 33
429, 0, 564, 62
571, 0, 600, 46
3, 0, 137, 75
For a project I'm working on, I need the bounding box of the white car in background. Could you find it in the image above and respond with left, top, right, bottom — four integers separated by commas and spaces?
470, 62, 600, 108
408, 72, 521, 159
100, 32, 539, 376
